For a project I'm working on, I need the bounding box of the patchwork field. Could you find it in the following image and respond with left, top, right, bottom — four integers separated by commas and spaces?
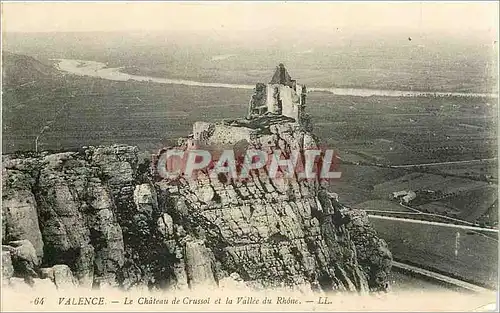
418, 159, 498, 181
337, 167, 497, 224
373, 173, 450, 197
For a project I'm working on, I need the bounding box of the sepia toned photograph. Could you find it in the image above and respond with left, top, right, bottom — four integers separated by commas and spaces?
0, 1, 498, 312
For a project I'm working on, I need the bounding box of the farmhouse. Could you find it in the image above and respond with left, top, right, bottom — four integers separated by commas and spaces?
392, 190, 409, 198
392, 190, 417, 204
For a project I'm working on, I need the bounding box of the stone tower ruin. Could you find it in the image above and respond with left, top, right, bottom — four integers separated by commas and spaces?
247, 64, 308, 126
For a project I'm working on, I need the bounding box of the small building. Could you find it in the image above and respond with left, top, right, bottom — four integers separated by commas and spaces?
392, 190, 409, 199
392, 190, 416, 204
402, 191, 416, 204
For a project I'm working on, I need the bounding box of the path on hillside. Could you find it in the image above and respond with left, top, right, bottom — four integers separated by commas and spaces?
368, 215, 498, 234
391, 158, 498, 168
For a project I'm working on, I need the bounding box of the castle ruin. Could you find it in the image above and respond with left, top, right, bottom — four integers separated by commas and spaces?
247, 63, 308, 126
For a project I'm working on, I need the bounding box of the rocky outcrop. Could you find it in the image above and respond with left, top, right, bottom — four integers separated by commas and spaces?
2, 117, 392, 293
2, 162, 44, 260
152, 116, 392, 293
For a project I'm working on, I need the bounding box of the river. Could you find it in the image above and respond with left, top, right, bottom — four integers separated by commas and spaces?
56, 59, 498, 99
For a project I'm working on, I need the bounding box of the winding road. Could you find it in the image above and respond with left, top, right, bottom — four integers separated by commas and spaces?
368, 215, 498, 234
392, 261, 491, 293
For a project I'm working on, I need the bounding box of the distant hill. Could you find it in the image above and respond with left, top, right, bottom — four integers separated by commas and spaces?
2, 51, 61, 87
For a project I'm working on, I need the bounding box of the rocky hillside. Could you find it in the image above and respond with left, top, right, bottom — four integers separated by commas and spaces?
2, 115, 392, 293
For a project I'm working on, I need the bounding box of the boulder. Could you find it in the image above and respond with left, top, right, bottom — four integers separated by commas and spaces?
7, 239, 39, 268
40, 264, 78, 290
133, 183, 158, 217
184, 239, 217, 289
2, 249, 14, 284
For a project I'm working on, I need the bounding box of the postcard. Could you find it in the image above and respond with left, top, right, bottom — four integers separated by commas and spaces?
1, 1, 498, 312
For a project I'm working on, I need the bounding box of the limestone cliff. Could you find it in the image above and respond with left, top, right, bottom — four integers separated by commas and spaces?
2, 116, 391, 293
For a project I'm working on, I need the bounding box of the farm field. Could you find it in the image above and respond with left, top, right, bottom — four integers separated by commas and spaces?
419, 159, 498, 181
373, 172, 450, 196
422, 185, 498, 222
370, 217, 498, 289
367, 171, 496, 224
373, 173, 492, 201
329, 162, 498, 225
308, 91, 497, 167
328, 164, 410, 206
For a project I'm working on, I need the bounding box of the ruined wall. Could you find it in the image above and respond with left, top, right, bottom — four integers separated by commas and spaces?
296, 85, 304, 104
280, 85, 299, 120
193, 122, 214, 142
266, 84, 278, 113
193, 123, 256, 146
207, 124, 257, 146
247, 83, 268, 119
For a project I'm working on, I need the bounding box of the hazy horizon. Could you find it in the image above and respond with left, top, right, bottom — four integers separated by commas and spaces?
2, 2, 498, 39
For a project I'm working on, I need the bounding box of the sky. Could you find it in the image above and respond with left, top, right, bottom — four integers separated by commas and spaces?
1, 1, 498, 38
